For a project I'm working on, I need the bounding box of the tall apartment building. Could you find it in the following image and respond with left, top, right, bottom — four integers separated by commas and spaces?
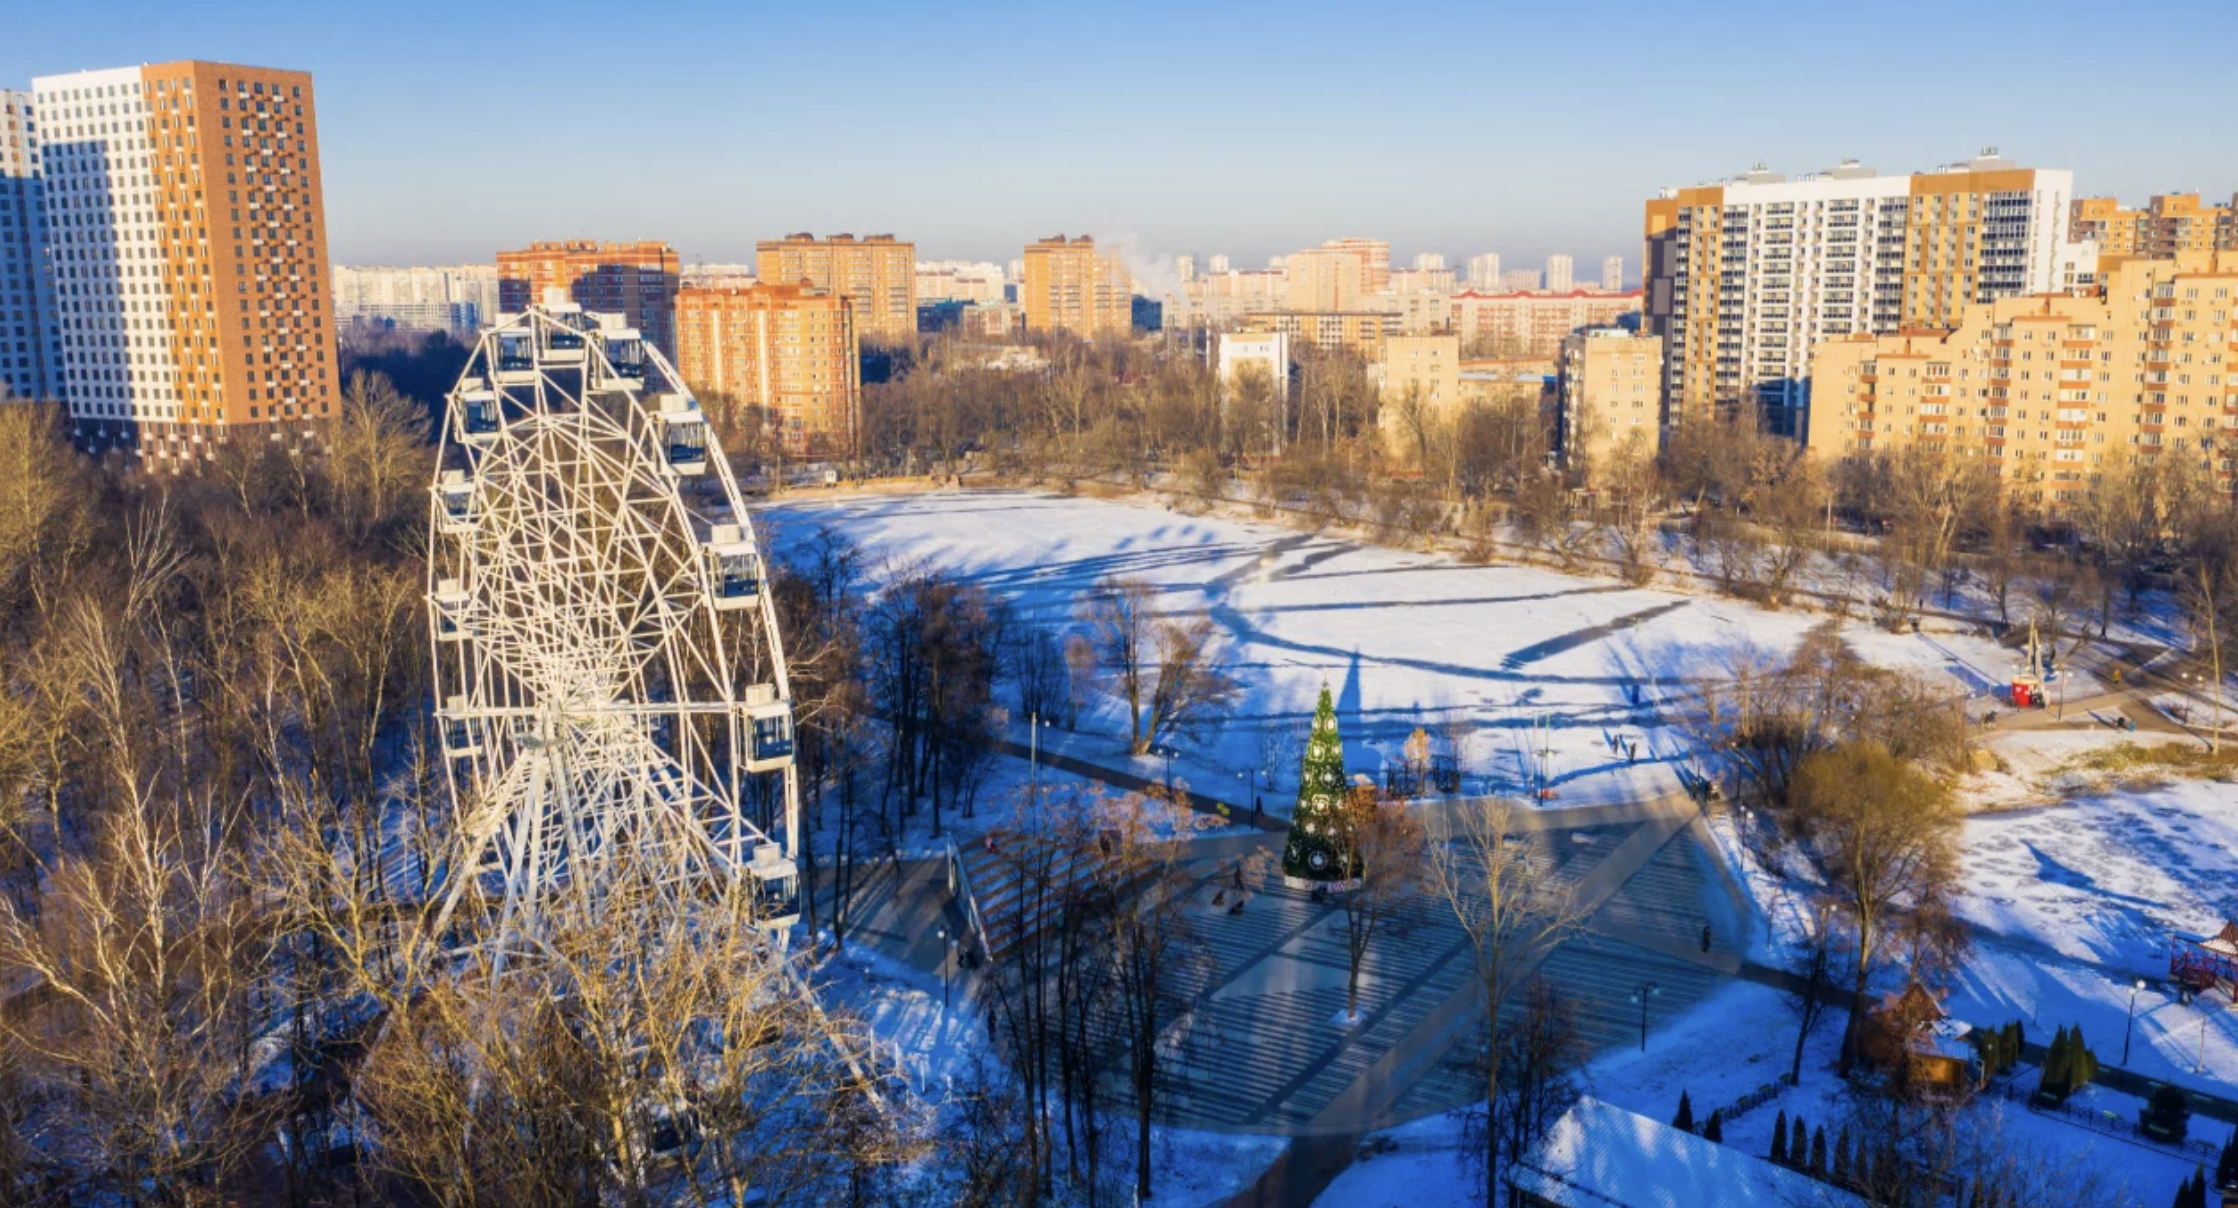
914, 259, 1004, 305
35, 62, 339, 463
1175, 254, 1196, 284
497, 240, 679, 358
1326, 238, 1390, 291
2071, 193, 2236, 263
1644, 151, 2092, 440
1500, 268, 1543, 292
333, 263, 500, 334
1208, 254, 1231, 275
1021, 235, 1132, 339
756, 233, 915, 344
1558, 328, 1664, 475
1450, 289, 1642, 358
1467, 253, 1501, 290
1412, 252, 1446, 272
1, 90, 59, 403
1285, 246, 1366, 311
1239, 310, 1398, 357
1386, 266, 1456, 295
1602, 256, 1624, 291
674, 282, 860, 459
1805, 250, 2238, 513
1546, 254, 1574, 293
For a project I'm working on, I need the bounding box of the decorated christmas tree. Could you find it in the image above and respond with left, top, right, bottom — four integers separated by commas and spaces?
1283, 685, 1353, 883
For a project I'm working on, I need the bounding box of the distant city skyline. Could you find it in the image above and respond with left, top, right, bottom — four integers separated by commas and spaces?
5, 0, 2232, 271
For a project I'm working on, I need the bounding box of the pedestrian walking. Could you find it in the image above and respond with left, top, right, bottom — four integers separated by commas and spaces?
1700, 923, 1712, 954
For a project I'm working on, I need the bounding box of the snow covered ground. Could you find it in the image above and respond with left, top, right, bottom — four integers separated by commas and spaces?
816, 941, 1286, 1205
762, 490, 2018, 818
1315, 981, 2203, 1208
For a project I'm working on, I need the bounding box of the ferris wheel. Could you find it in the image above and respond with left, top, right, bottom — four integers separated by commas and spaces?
423, 295, 800, 969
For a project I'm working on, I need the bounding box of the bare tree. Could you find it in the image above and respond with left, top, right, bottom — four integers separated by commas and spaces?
1081, 577, 1155, 752
1331, 787, 1429, 1020
1425, 796, 1588, 1202
1143, 616, 1241, 754
1787, 743, 1963, 1073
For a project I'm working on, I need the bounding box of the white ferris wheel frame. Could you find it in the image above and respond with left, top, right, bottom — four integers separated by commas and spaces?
424, 299, 801, 969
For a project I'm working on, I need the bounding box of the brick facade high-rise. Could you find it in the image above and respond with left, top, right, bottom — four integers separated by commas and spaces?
675, 282, 860, 460
755, 233, 915, 344
497, 240, 680, 358
35, 61, 341, 465
1021, 235, 1132, 339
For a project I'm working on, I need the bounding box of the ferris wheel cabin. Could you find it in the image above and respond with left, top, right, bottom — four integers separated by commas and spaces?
537, 302, 588, 364
595, 323, 646, 389
493, 329, 537, 385
655, 394, 709, 475
742, 683, 795, 772
747, 842, 801, 929
431, 578, 471, 642
704, 524, 764, 610
434, 470, 476, 535
455, 383, 501, 444
439, 695, 481, 759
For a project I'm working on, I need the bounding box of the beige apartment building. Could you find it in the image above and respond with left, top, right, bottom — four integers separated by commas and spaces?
2072, 193, 2236, 263
1021, 235, 1132, 339
1450, 289, 1642, 358
1375, 334, 1461, 461
754, 233, 915, 344
675, 282, 861, 459
1239, 310, 1398, 357
1806, 250, 2238, 515
1558, 328, 1664, 477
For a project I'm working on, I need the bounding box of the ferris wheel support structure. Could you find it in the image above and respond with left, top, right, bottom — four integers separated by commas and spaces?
423, 294, 800, 971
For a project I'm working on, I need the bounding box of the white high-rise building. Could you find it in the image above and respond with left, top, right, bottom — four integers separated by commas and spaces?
35, 67, 176, 433
1645, 151, 2093, 436
1602, 256, 1623, 291
1208, 253, 1231, 274
1412, 252, 1445, 272
0, 90, 59, 404
1466, 252, 1501, 289
1175, 253, 1195, 283
333, 264, 502, 333
1546, 254, 1575, 292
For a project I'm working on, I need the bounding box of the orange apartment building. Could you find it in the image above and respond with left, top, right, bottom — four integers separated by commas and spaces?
1021, 235, 1132, 339
33, 60, 340, 464
497, 239, 680, 357
2072, 193, 2236, 263
754, 232, 915, 344
1806, 250, 2238, 515
1449, 289, 1643, 358
675, 282, 861, 459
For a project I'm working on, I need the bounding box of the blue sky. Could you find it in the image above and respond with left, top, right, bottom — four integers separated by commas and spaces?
7, 0, 2233, 276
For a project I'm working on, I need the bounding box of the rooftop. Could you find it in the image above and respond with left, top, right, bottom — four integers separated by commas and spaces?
1509, 1097, 1866, 1208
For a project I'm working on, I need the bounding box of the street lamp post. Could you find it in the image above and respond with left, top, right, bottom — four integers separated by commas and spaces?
1630, 981, 1661, 1052
937, 926, 951, 1014
2125, 978, 2146, 1065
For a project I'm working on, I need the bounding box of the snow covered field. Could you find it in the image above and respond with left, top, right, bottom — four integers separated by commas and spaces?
762, 489, 2017, 817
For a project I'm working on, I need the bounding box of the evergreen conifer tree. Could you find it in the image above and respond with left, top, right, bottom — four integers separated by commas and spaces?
1809, 1125, 1827, 1176
2041, 1025, 2072, 1100
2215, 1127, 2238, 1190
1672, 1090, 1694, 1134
1791, 1115, 1810, 1167
1833, 1128, 1851, 1183
1770, 1110, 1788, 1165
1281, 686, 1352, 882
1702, 1109, 1722, 1143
